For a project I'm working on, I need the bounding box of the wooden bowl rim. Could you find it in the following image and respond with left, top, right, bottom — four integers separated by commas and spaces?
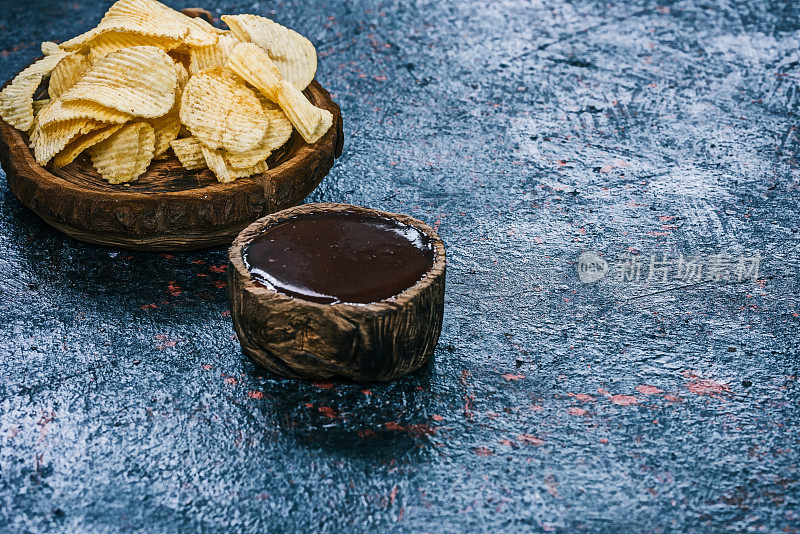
228, 202, 447, 313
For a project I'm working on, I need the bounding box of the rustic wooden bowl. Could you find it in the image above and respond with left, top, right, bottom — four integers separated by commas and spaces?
0, 68, 343, 251
227, 203, 447, 382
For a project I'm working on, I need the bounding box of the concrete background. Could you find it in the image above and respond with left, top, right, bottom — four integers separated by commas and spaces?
1, 0, 799, 531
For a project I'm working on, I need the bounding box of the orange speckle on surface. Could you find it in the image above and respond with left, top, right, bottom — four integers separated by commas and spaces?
597, 387, 611, 396
599, 438, 608, 444
210, 265, 227, 273
530, 404, 544, 412
248, 391, 264, 399
502, 373, 525, 381
318, 406, 339, 418
358, 429, 376, 439
636, 385, 664, 395
474, 446, 493, 456
224, 377, 237, 385
362, 389, 372, 395
202, 364, 213, 370
305, 403, 313, 408
663, 394, 683, 403
313, 382, 334, 389
167, 282, 181, 296
568, 407, 587, 416
517, 434, 544, 446
688, 379, 731, 397
570, 393, 595, 402
212, 281, 227, 289
432, 414, 444, 421
610, 395, 639, 406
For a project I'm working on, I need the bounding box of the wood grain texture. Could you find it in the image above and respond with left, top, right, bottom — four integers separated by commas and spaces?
228, 203, 447, 382
0, 68, 343, 251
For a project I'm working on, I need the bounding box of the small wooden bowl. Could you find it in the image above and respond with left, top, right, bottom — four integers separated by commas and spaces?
227, 203, 446, 382
0, 71, 343, 251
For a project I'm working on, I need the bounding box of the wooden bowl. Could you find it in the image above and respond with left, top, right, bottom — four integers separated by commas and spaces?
0, 70, 343, 251
227, 203, 447, 382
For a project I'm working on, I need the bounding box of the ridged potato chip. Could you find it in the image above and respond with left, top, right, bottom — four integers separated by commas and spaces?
188, 31, 240, 76
88, 122, 155, 183
223, 141, 272, 170
48, 53, 91, 99
149, 62, 189, 158
61, 0, 217, 52
226, 42, 282, 100
33, 118, 103, 165
224, 103, 293, 169
32, 99, 51, 114
221, 14, 316, 90
261, 104, 293, 150
37, 98, 131, 129
174, 62, 190, 88
0, 52, 69, 131
170, 137, 206, 170
179, 68, 268, 153
201, 146, 266, 183
274, 79, 333, 144
52, 123, 125, 167
87, 32, 181, 62
41, 42, 63, 55
62, 46, 177, 118
149, 111, 181, 159
227, 43, 331, 144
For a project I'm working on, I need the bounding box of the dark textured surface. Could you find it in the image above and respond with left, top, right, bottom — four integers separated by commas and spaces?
1, 0, 799, 531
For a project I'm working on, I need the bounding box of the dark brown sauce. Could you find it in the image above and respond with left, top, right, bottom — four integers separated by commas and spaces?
244, 211, 435, 304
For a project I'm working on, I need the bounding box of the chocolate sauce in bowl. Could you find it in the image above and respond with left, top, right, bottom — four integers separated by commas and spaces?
244, 211, 435, 304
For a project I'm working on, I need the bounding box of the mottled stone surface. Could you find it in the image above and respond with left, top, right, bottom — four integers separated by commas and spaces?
1, 0, 799, 531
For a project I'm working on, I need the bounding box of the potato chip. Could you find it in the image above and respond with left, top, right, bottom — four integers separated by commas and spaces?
226, 42, 282, 100
88, 122, 155, 183
227, 43, 331, 143
261, 104, 293, 150
87, 32, 181, 62
48, 53, 91, 99
37, 98, 131, 129
201, 146, 266, 183
221, 14, 317, 89
41, 42, 63, 55
149, 112, 180, 158
273, 79, 333, 144
223, 141, 272, 169
224, 103, 293, 169
188, 15, 228, 36
174, 62, 190, 88
0, 51, 69, 131
61, 0, 217, 52
52, 123, 125, 167
148, 62, 189, 158
32, 99, 51, 114
188, 31, 240, 76
62, 46, 177, 118
33, 118, 103, 165
169, 137, 206, 170
179, 68, 268, 153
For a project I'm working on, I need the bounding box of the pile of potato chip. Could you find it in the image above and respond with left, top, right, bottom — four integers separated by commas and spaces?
0, 0, 333, 184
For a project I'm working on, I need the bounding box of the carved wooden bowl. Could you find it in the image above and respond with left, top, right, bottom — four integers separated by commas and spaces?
0, 70, 343, 251
227, 203, 447, 382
